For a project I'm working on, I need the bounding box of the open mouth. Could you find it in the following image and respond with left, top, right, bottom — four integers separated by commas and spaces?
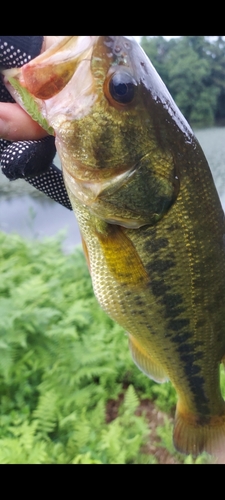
2, 36, 99, 126
3, 37, 96, 98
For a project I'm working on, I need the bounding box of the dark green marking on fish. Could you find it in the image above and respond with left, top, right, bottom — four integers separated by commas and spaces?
147, 258, 175, 274
165, 305, 186, 319
142, 230, 210, 416
170, 332, 192, 344
79, 120, 143, 172
133, 297, 146, 307
195, 318, 206, 329
163, 293, 183, 307
168, 318, 190, 331
130, 308, 146, 316
144, 236, 169, 253
170, 338, 210, 414
150, 279, 171, 297
192, 351, 204, 361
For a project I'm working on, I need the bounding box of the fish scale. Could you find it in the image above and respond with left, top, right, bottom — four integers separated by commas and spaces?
72, 186, 224, 420
3, 35, 225, 460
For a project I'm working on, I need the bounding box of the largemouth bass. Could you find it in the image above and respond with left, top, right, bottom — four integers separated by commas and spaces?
3, 36, 225, 459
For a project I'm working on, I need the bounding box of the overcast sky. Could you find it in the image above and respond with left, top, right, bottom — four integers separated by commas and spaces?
133, 36, 179, 43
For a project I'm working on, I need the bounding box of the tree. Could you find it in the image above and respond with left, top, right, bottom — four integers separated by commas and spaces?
140, 36, 223, 128
206, 36, 225, 123
140, 36, 172, 86
166, 37, 219, 127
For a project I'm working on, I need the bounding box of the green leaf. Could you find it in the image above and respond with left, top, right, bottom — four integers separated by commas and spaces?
7, 77, 54, 135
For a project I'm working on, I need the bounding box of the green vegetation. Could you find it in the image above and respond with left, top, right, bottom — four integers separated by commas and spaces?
7, 77, 54, 136
0, 231, 224, 463
141, 36, 225, 128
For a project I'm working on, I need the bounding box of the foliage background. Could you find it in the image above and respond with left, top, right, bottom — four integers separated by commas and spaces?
140, 36, 225, 128
0, 232, 224, 463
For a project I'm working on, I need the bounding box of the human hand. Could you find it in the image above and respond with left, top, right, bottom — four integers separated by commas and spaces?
0, 36, 58, 141
0, 36, 72, 210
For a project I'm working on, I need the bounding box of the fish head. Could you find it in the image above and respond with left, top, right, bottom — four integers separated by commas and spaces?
3, 36, 192, 228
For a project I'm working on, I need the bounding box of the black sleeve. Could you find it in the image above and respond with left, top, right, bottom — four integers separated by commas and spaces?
0, 36, 43, 68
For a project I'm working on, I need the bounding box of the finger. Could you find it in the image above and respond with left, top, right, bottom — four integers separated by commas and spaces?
0, 102, 48, 141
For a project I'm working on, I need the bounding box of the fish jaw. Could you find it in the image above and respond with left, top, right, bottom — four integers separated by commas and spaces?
2, 36, 99, 128
3, 36, 96, 98
19, 36, 95, 99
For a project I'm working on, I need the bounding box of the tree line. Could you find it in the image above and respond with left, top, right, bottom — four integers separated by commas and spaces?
140, 36, 225, 128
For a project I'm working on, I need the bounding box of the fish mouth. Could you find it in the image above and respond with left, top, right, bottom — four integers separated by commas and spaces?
3, 36, 96, 98
20, 36, 97, 100
3, 36, 99, 126
2, 36, 139, 127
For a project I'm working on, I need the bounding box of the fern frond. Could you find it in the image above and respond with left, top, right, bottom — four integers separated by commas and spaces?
32, 390, 58, 435
72, 452, 103, 464
123, 385, 139, 414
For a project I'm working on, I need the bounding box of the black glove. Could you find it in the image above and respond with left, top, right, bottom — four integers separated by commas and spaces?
0, 36, 72, 210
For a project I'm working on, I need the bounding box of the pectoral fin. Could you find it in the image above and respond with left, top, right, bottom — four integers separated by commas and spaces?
128, 333, 168, 383
96, 224, 149, 288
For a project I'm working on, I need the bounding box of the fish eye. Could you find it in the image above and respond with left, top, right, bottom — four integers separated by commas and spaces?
107, 71, 137, 105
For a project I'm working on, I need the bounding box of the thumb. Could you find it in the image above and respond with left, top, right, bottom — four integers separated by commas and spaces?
0, 102, 49, 141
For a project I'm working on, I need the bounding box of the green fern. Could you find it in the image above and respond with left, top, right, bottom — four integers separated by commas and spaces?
72, 452, 103, 464
1, 231, 211, 463
32, 390, 58, 435
0, 421, 47, 464
123, 385, 139, 414
156, 417, 175, 455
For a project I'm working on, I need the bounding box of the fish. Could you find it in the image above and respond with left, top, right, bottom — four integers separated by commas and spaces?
3, 35, 225, 460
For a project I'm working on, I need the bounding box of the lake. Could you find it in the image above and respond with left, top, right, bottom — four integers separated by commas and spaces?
0, 127, 225, 252
0, 155, 79, 252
